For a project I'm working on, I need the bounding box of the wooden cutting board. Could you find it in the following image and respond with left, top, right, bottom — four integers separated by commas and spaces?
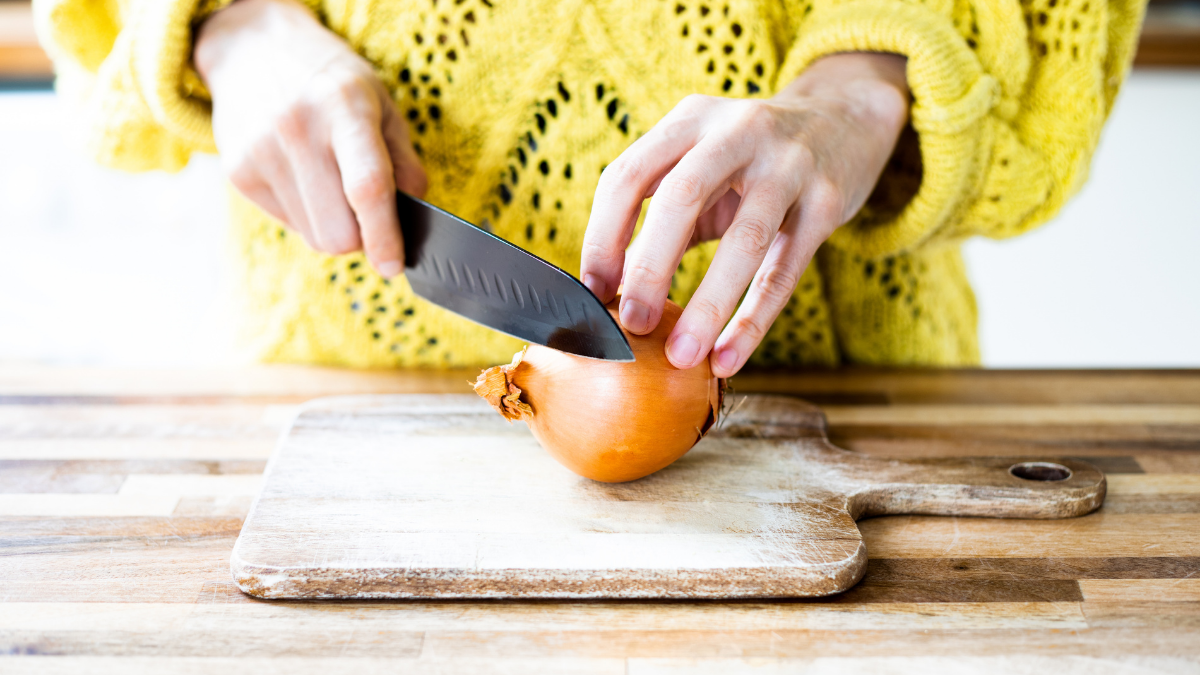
232, 394, 1106, 599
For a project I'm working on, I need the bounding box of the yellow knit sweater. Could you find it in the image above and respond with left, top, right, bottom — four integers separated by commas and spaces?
35, 0, 1145, 368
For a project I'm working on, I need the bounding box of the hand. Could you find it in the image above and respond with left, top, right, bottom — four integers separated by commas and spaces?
580, 53, 909, 376
195, 0, 427, 278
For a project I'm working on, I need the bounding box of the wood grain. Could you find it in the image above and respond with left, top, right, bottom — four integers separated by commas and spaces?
1081, 601, 1200, 629
1107, 474, 1200, 494
1079, 579, 1200, 602
0, 600, 1090, 632
231, 395, 1105, 600
0, 460, 267, 494
6, 366, 1200, 403
823, 405, 1200, 426
731, 370, 1200, 405
0, 404, 282, 438
1096, 495, 1200, 514
625, 657, 1200, 675
0, 439, 275, 460
0, 364, 477, 398
865, 556, 1200, 580
861, 513, 1200, 558
2, 367, 1198, 671
1, 656, 624, 674
119, 474, 263, 497
0, 493, 179, 516
416, 626, 1200, 658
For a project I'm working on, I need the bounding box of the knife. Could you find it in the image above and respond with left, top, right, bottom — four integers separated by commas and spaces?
396, 191, 634, 362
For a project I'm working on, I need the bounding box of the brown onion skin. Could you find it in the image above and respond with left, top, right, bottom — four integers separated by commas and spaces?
511, 299, 721, 483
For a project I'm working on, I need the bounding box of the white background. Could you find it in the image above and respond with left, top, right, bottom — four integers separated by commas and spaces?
1, 70, 1198, 368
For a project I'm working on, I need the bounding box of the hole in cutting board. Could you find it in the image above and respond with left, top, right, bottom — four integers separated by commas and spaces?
1009, 462, 1072, 482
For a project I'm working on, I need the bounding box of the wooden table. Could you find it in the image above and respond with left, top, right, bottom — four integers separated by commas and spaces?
3, 365, 1199, 673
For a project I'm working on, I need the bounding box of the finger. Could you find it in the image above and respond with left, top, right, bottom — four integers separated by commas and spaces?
240, 138, 319, 249
228, 163, 287, 224
381, 103, 428, 199
692, 188, 741, 245
276, 106, 362, 256
269, 165, 320, 249
617, 130, 754, 335
580, 95, 713, 304
710, 199, 825, 377
331, 106, 404, 277
665, 183, 793, 370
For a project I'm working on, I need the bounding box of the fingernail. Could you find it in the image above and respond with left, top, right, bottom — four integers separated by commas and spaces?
377, 260, 402, 278
715, 347, 739, 374
620, 298, 651, 334
582, 273, 607, 300
667, 333, 701, 367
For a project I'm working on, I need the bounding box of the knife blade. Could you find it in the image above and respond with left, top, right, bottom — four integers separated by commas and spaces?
397, 191, 634, 362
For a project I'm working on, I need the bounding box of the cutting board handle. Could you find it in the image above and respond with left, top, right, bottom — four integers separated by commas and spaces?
842, 455, 1107, 520
716, 394, 1106, 520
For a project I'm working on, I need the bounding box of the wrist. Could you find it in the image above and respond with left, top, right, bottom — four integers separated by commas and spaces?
195, 0, 316, 87
776, 52, 910, 138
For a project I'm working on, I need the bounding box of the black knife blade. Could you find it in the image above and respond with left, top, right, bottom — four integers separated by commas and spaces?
397, 191, 634, 362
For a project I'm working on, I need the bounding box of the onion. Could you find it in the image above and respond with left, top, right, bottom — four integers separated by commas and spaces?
473, 299, 724, 482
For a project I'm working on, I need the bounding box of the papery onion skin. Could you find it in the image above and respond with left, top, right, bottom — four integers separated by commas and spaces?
475, 299, 722, 483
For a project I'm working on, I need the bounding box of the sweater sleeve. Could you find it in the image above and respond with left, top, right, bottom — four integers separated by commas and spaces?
775, 0, 1147, 258
31, 0, 233, 172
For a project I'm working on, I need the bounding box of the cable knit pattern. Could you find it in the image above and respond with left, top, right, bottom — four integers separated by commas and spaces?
35, 0, 1145, 367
